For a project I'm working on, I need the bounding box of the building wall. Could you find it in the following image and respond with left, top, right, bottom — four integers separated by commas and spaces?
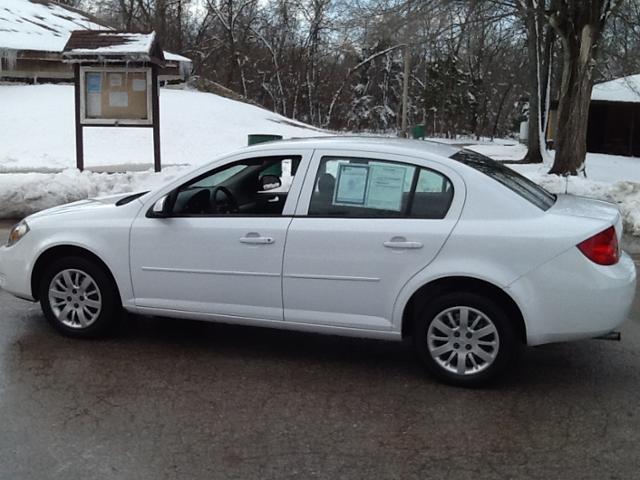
0, 52, 188, 83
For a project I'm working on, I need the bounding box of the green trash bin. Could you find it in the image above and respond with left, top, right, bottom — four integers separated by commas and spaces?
248, 134, 283, 146
412, 125, 426, 140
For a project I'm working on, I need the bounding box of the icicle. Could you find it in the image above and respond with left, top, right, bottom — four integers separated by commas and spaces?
0, 48, 18, 73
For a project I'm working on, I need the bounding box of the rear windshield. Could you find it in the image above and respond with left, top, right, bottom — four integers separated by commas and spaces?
451, 150, 556, 211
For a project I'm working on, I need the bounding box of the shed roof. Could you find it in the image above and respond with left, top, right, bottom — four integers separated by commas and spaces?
62, 30, 164, 64
592, 74, 640, 104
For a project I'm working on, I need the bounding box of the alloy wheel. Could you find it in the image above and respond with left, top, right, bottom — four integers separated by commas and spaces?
427, 306, 500, 376
47, 269, 102, 329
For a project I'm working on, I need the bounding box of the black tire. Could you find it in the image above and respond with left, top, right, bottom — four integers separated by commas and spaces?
39, 256, 121, 338
413, 292, 517, 387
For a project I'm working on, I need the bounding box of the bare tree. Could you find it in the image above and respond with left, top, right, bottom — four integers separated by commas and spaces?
547, 0, 621, 175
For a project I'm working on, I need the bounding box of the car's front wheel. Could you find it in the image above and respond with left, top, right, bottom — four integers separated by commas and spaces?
39, 256, 121, 338
413, 292, 517, 387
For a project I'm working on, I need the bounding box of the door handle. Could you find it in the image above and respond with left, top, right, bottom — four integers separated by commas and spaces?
240, 233, 275, 245
383, 238, 423, 249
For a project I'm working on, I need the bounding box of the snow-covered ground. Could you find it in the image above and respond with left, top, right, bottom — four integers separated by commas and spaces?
0, 84, 323, 172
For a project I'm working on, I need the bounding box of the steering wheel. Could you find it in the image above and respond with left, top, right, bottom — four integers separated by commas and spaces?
210, 186, 239, 214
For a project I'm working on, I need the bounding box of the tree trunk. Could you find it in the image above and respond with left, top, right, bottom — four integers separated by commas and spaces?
400, 44, 411, 137
547, 0, 615, 175
523, 0, 544, 163
549, 33, 594, 175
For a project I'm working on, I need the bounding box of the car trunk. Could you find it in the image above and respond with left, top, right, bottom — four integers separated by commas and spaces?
548, 194, 623, 241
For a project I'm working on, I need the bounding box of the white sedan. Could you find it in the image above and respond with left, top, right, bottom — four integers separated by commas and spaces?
0, 137, 636, 386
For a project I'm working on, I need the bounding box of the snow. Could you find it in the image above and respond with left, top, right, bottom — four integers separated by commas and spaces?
163, 51, 191, 63
0, 83, 326, 218
592, 74, 640, 104
65, 32, 155, 57
0, 0, 105, 52
0, 0, 190, 66
0, 84, 325, 171
466, 143, 528, 162
0, 168, 182, 219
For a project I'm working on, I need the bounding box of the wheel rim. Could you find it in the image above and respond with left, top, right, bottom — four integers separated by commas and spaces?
47, 269, 102, 329
427, 306, 500, 376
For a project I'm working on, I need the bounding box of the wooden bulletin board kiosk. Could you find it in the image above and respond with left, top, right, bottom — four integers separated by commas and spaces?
62, 31, 164, 172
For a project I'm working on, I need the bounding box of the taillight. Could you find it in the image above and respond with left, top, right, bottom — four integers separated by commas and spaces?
577, 226, 619, 265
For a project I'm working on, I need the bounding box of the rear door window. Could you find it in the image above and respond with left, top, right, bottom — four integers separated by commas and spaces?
308, 156, 453, 219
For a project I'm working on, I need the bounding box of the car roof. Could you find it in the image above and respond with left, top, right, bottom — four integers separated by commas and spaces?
242, 135, 462, 160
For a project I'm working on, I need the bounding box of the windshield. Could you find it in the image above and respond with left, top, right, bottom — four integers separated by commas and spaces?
451, 150, 556, 211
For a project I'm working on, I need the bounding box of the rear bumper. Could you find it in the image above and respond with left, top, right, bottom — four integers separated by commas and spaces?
508, 248, 636, 346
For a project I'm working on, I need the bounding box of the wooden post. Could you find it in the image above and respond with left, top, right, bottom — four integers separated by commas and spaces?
73, 63, 84, 171
151, 64, 161, 172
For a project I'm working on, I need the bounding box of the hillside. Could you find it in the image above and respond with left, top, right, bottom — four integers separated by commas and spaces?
0, 84, 324, 172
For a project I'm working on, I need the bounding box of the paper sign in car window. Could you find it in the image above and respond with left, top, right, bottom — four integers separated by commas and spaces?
365, 164, 407, 211
334, 164, 369, 205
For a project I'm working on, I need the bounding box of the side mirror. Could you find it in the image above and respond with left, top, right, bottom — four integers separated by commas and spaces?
149, 195, 169, 218
259, 174, 282, 191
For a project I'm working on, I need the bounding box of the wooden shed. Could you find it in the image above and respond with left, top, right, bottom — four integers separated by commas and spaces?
586, 75, 640, 157
546, 74, 640, 157
0, 0, 191, 83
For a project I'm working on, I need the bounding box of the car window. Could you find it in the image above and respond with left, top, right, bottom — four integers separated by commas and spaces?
171, 155, 301, 216
451, 149, 555, 211
308, 156, 453, 219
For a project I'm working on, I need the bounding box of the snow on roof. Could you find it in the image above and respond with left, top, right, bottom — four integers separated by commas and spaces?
163, 51, 191, 63
0, 0, 106, 52
0, 0, 191, 64
63, 31, 157, 58
592, 74, 640, 104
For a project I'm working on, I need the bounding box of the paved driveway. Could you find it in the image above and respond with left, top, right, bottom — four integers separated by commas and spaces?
1, 223, 640, 479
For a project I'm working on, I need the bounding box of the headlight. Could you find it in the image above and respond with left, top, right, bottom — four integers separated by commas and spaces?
7, 220, 29, 247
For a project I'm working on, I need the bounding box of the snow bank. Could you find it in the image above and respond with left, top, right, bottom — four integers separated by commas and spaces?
0, 168, 186, 219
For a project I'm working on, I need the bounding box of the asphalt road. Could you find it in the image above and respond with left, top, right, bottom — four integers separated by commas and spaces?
1, 223, 640, 479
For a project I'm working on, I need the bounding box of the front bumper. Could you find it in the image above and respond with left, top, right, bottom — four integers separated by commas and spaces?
508, 248, 637, 346
0, 239, 36, 301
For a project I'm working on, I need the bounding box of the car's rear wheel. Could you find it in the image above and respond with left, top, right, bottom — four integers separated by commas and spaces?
413, 292, 516, 387
39, 256, 121, 338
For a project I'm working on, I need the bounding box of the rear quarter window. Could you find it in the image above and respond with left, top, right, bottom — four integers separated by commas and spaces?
451, 150, 555, 211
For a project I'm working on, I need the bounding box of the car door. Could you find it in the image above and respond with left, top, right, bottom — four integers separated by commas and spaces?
129, 149, 311, 322
283, 149, 465, 331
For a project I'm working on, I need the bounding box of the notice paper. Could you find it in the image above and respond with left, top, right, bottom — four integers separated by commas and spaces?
365, 164, 407, 211
109, 73, 123, 87
86, 72, 102, 93
132, 78, 147, 91
86, 93, 101, 117
334, 164, 369, 205
109, 91, 128, 108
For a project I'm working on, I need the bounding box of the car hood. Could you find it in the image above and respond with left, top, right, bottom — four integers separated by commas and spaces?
27, 191, 147, 220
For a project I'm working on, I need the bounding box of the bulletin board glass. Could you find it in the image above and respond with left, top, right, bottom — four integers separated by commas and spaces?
80, 67, 153, 125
